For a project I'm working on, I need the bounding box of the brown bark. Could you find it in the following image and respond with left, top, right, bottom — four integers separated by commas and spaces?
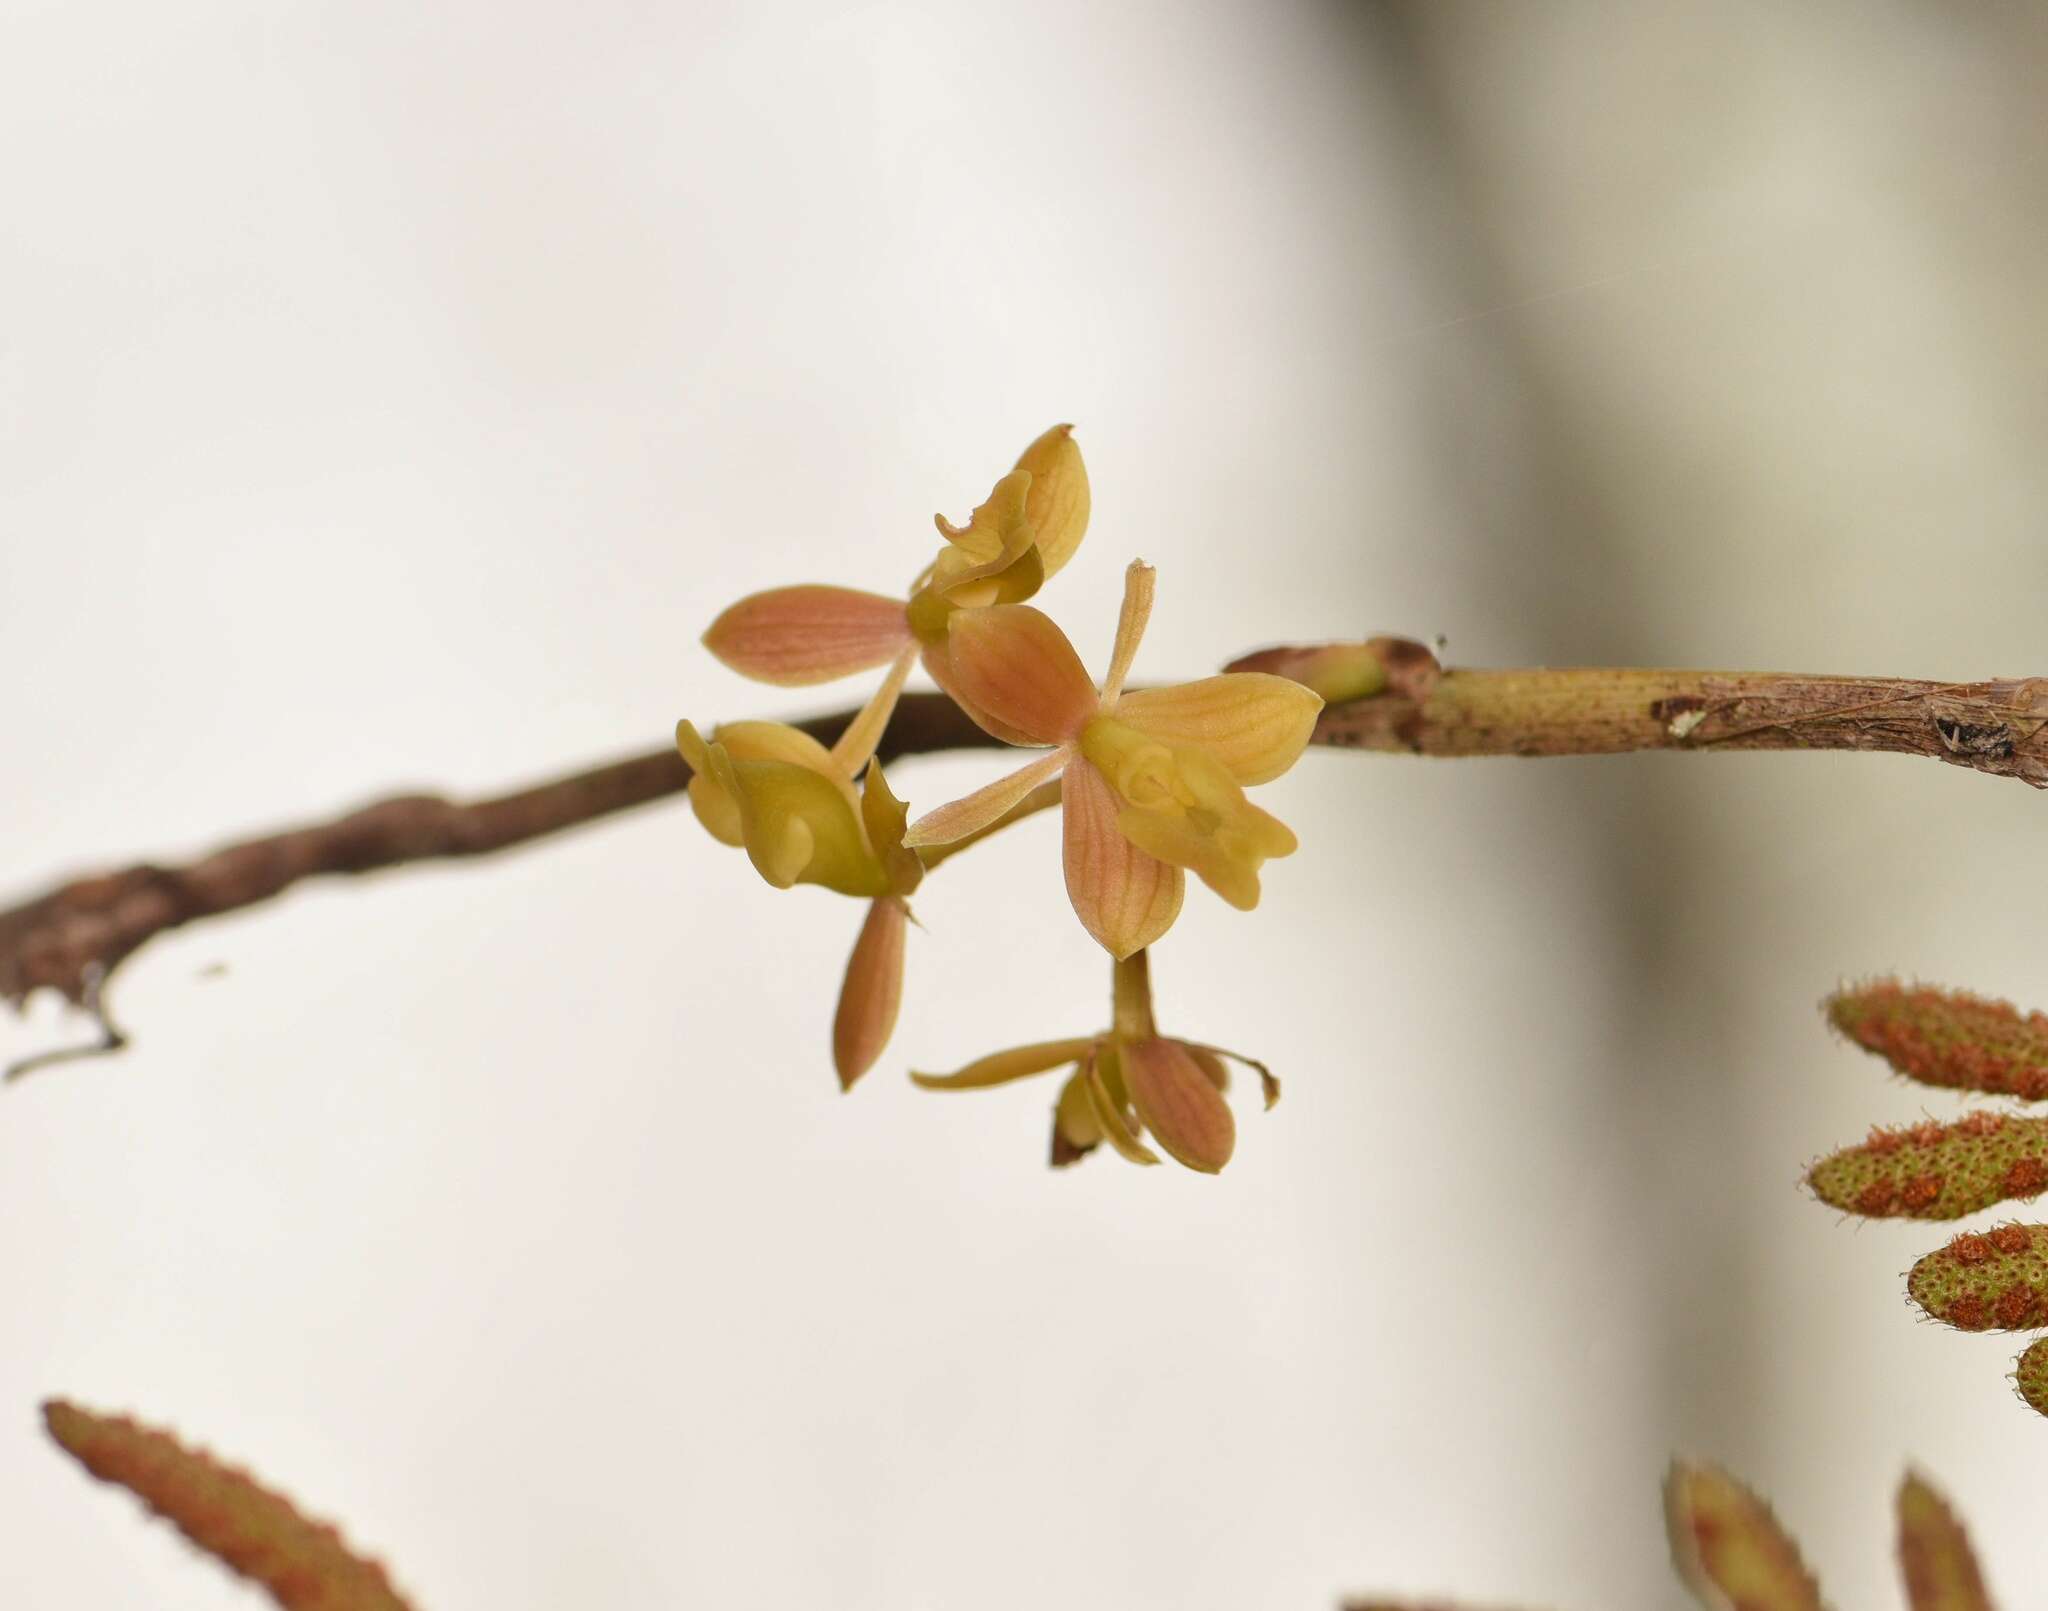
8, 641, 2045, 1072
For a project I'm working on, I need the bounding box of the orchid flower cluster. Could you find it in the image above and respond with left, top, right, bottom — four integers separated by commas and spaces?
678, 426, 1324, 1171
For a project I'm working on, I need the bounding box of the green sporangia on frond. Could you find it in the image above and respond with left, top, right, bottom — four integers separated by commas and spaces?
1347, 1464, 1995, 1611
43, 1399, 414, 1611
1814, 979, 2048, 1418
1907, 1225, 2048, 1332
1807, 1113, 2048, 1220
1828, 979, 2048, 1101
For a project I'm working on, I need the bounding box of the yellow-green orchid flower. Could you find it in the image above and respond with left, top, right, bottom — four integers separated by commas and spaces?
910, 951, 1278, 1173
697, 425, 1089, 708
676, 652, 922, 1088
899, 561, 1323, 956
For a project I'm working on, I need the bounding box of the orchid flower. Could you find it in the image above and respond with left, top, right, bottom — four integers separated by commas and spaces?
899, 561, 1323, 957
676, 651, 923, 1088
698, 425, 1089, 714
910, 951, 1278, 1173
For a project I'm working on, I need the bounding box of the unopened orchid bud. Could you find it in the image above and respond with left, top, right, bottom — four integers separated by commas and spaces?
1808, 1112, 2048, 1219
1828, 980, 2048, 1101
1663, 1462, 1824, 1611
43, 1399, 415, 1610
1224, 642, 1389, 705
1907, 1224, 2048, 1331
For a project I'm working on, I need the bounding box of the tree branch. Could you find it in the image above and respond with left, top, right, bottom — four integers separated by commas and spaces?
8, 642, 2047, 1069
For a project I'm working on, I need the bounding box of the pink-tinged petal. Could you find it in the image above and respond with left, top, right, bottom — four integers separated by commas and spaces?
903, 748, 1073, 849
921, 640, 1044, 747
1062, 758, 1184, 958
1013, 424, 1090, 579
1122, 1035, 1236, 1173
1114, 673, 1324, 784
1096, 560, 1156, 705
946, 605, 1100, 744
703, 586, 912, 687
833, 897, 907, 1091
910, 1037, 1097, 1090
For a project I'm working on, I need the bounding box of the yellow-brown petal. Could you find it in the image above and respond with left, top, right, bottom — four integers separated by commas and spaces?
703, 586, 913, 687
1051, 1066, 1104, 1166
1114, 673, 1323, 785
910, 1036, 1098, 1090
828, 644, 918, 777
833, 896, 908, 1090
861, 761, 923, 897
1083, 1047, 1160, 1166
1014, 424, 1090, 579
719, 752, 887, 896
946, 605, 1100, 745
1187, 1042, 1282, 1110
1062, 758, 1184, 958
903, 748, 1072, 849
1122, 1035, 1236, 1173
1096, 560, 1156, 705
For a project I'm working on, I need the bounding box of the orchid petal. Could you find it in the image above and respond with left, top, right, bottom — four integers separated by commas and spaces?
914, 777, 1063, 872
910, 1037, 1097, 1090
1062, 758, 1184, 958
1050, 1067, 1104, 1166
724, 754, 886, 896
1096, 560, 1156, 706
1114, 673, 1323, 784
678, 718, 860, 859
703, 586, 912, 687
902, 748, 1073, 849
924, 470, 1045, 610
946, 605, 1100, 744
1084, 1047, 1160, 1166
1187, 1042, 1281, 1109
861, 761, 923, 896
833, 897, 908, 1090
829, 645, 917, 775
919, 640, 1045, 747
1013, 424, 1090, 580
676, 720, 745, 846
1122, 1035, 1236, 1173
1079, 723, 1298, 910
1114, 802, 1295, 910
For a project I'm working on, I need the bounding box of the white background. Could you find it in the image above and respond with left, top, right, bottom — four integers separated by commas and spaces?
6, 3, 2048, 1606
